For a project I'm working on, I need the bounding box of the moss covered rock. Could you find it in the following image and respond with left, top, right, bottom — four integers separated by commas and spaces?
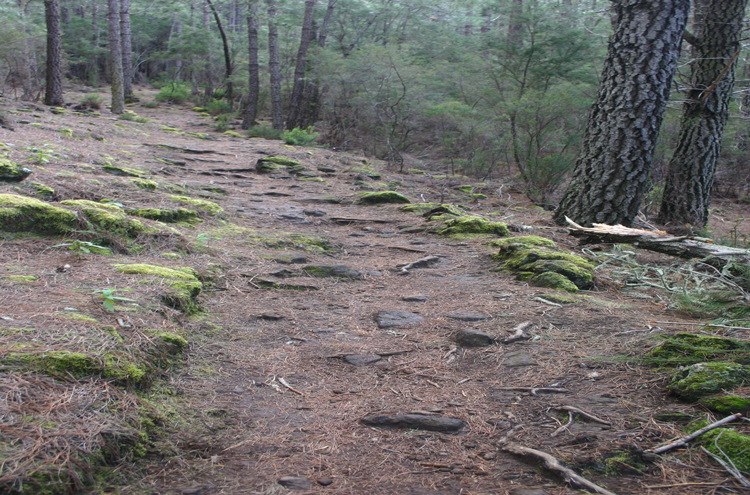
130, 178, 158, 191
528, 272, 579, 292
29, 181, 55, 197
61, 200, 154, 238
0, 157, 32, 182
701, 395, 750, 414
435, 216, 508, 237
648, 333, 750, 367
256, 156, 304, 173
115, 263, 202, 313
0, 194, 78, 234
102, 164, 150, 177
358, 191, 411, 205
702, 428, 750, 471
169, 195, 223, 216
667, 362, 750, 402
130, 207, 202, 224
302, 264, 363, 280
487, 235, 556, 249
493, 242, 595, 291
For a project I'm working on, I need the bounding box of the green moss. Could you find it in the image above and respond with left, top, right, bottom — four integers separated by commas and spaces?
169, 195, 223, 216
2, 275, 37, 284
224, 131, 244, 138
30, 181, 55, 197
58, 312, 98, 323
667, 362, 750, 402
435, 216, 509, 237
537, 293, 580, 304
100, 325, 123, 342
701, 428, 750, 471
22, 350, 98, 377
62, 200, 153, 238
358, 191, 411, 205
130, 207, 202, 224
130, 178, 158, 191
0, 193, 78, 234
486, 235, 556, 249
648, 333, 750, 367
493, 243, 595, 290
529, 272, 579, 293
58, 128, 73, 138
456, 183, 487, 194
603, 451, 645, 476
701, 395, 750, 414
399, 203, 465, 217
61, 199, 121, 211
115, 263, 202, 314
161, 252, 181, 259
298, 176, 325, 182
302, 264, 363, 280
102, 353, 148, 384
256, 156, 301, 173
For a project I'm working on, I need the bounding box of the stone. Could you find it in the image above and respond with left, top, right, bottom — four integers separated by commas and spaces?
509, 489, 551, 495
667, 362, 750, 402
361, 413, 466, 433
345, 354, 381, 366
277, 476, 312, 490
316, 477, 334, 486
502, 351, 537, 367
376, 310, 425, 328
455, 329, 495, 347
402, 295, 427, 302
268, 269, 295, 278
317, 166, 337, 173
303, 209, 327, 217
270, 253, 308, 264
446, 313, 491, 322
302, 264, 363, 280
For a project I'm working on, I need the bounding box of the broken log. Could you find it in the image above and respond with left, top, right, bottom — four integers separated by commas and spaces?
564, 217, 750, 267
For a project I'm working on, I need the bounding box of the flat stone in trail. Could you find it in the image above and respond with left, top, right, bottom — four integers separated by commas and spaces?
402, 295, 427, 302
277, 476, 312, 490
446, 313, 491, 322
269, 253, 308, 264
361, 413, 466, 433
376, 310, 425, 328
302, 264, 363, 280
502, 351, 537, 367
344, 354, 381, 366
455, 329, 496, 347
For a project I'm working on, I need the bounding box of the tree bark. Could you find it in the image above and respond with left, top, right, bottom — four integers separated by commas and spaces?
507, 0, 523, 49
206, 0, 233, 100
107, 0, 124, 114
267, 0, 283, 130
553, 0, 689, 227
299, 0, 336, 128
286, 0, 317, 131
44, 0, 64, 106
657, 0, 748, 228
120, 0, 133, 99
241, 0, 260, 129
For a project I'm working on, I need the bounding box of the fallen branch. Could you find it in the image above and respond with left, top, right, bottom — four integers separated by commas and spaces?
500, 442, 618, 495
701, 446, 750, 488
502, 321, 533, 344
278, 377, 304, 396
553, 405, 611, 426
648, 413, 742, 454
494, 386, 568, 395
564, 217, 750, 268
551, 411, 574, 437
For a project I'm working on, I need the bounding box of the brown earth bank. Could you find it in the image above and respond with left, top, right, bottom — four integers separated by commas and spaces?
2, 86, 750, 495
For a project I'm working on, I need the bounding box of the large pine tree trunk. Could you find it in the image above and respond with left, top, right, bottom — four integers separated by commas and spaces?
120, 0, 133, 99
44, 0, 64, 106
657, 0, 748, 228
267, 0, 283, 131
107, 0, 124, 114
553, 0, 689, 227
241, 0, 260, 129
285, 0, 317, 131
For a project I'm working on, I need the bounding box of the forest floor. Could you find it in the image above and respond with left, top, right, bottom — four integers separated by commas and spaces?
3, 86, 750, 495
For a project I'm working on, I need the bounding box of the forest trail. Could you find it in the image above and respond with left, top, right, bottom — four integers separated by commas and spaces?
2, 89, 749, 495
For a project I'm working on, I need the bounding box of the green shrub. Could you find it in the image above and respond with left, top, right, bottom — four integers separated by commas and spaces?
248, 122, 282, 140
206, 98, 232, 116
141, 100, 159, 108
155, 83, 191, 104
281, 126, 319, 146
79, 94, 103, 110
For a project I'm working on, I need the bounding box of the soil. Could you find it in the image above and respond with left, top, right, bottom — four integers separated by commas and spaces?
2, 86, 750, 495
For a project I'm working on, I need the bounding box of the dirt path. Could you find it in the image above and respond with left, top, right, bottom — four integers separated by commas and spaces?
2, 88, 748, 495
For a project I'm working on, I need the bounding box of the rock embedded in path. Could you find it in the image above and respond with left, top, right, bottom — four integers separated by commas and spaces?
303, 209, 327, 217
502, 351, 537, 367
345, 354, 382, 366
455, 329, 496, 347
361, 413, 466, 433
376, 310, 425, 328
277, 476, 312, 490
446, 313, 491, 322
303, 264, 363, 280
402, 295, 427, 302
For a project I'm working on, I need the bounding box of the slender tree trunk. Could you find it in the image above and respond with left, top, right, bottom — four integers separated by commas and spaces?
657, 0, 748, 228
107, 0, 124, 114
44, 0, 64, 106
206, 0, 233, 100
91, 0, 100, 86
286, 0, 317, 130
267, 0, 283, 130
241, 0, 260, 129
553, 0, 690, 227
120, 0, 133, 99
299, 0, 336, 128
507, 0, 523, 49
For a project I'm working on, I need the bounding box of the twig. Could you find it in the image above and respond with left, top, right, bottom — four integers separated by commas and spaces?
551, 411, 575, 437
500, 442, 618, 495
278, 377, 304, 396
648, 413, 742, 454
701, 446, 750, 487
553, 405, 611, 426
534, 297, 562, 307
502, 321, 533, 344
495, 386, 568, 394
